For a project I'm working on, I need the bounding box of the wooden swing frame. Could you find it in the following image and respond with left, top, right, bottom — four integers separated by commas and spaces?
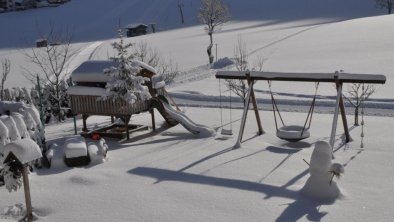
215, 71, 386, 150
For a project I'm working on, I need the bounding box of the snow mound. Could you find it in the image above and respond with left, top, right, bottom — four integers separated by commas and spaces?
64, 136, 88, 158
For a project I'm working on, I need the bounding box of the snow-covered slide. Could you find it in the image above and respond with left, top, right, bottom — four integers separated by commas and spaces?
160, 100, 216, 137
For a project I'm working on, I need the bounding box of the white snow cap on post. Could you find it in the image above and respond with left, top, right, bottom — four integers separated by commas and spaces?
2, 138, 42, 165
132, 60, 157, 74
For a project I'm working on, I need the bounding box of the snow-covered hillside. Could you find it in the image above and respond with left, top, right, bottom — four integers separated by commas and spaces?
0, 0, 382, 49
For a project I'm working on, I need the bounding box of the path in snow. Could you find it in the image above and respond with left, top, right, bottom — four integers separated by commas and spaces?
51, 41, 103, 83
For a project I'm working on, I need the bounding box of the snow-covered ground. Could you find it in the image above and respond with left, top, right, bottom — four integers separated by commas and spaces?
1, 0, 394, 221
1, 107, 394, 221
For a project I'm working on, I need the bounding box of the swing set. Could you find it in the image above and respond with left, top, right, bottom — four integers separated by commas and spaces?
215, 71, 386, 150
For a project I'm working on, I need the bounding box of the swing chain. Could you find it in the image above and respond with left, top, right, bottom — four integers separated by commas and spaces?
360, 83, 365, 148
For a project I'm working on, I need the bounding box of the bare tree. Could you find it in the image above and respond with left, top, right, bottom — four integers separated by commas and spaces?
133, 41, 160, 68
1, 58, 10, 100
226, 36, 248, 105
376, 0, 393, 14
197, 0, 231, 64
132, 41, 179, 85
344, 83, 375, 126
24, 25, 74, 121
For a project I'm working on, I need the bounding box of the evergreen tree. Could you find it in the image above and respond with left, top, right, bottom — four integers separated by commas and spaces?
102, 29, 151, 104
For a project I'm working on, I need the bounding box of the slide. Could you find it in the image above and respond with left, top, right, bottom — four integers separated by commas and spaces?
154, 98, 216, 137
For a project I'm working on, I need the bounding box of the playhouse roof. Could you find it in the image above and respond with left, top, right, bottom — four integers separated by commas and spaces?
72, 60, 158, 83
72, 60, 116, 83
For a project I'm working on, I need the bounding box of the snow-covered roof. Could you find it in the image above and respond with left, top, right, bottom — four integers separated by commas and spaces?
124, 23, 148, 29
3, 138, 42, 164
68, 86, 106, 96
72, 60, 158, 83
72, 60, 117, 83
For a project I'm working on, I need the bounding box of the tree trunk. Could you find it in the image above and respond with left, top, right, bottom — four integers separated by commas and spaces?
56, 84, 61, 122
354, 106, 359, 126
207, 33, 214, 64
389, 3, 392, 14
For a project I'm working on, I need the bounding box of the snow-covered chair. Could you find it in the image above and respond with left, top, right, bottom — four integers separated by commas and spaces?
64, 136, 90, 167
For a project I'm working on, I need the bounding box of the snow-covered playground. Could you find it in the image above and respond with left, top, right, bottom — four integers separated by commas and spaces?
1, 0, 394, 221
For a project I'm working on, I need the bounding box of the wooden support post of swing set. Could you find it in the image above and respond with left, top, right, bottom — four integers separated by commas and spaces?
329, 75, 351, 153
234, 73, 264, 149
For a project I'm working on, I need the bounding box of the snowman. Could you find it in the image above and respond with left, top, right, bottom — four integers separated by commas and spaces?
301, 141, 344, 202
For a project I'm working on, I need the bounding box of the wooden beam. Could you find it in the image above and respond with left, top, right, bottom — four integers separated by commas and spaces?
150, 109, 156, 131
234, 80, 254, 149
22, 165, 33, 222
336, 82, 351, 143
246, 73, 264, 135
82, 114, 88, 132
330, 77, 343, 152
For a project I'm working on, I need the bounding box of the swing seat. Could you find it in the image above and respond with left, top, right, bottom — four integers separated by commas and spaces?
276, 125, 310, 142
221, 128, 233, 136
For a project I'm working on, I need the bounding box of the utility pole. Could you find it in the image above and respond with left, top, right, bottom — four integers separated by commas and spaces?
178, 0, 185, 24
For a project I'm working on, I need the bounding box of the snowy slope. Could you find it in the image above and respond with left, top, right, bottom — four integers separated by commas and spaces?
0, 0, 382, 49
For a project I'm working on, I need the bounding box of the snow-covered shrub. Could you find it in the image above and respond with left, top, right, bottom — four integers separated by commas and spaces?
0, 119, 10, 146
41, 79, 70, 122
11, 112, 30, 139
1, 163, 22, 192
0, 116, 21, 142
102, 29, 151, 104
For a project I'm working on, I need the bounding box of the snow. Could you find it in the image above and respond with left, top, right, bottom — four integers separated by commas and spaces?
1, 0, 394, 221
2, 138, 42, 165
132, 60, 157, 75
67, 86, 106, 96
10, 112, 30, 140
0, 116, 21, 142
71, 60, 114, 83
63, 136, 88, 158
301, 141, 344, 202
277, 125, 310, 141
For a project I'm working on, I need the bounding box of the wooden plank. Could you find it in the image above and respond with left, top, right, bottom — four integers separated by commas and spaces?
216, 71, 386, 84
246, 74, 264, 135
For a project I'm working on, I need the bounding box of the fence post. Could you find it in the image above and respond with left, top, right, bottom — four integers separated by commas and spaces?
36, 75, 45, 129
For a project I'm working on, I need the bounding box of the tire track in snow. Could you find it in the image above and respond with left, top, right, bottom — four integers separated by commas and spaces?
247, 24, 325, 57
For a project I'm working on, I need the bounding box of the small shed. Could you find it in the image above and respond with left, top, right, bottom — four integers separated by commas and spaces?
124, 23, 148, 37
36, 39, 47, 48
